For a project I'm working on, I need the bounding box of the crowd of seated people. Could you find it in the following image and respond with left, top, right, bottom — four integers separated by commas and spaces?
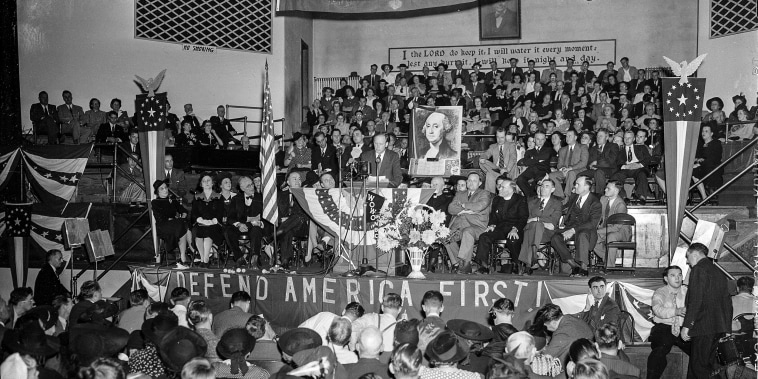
2, 258, 752, 379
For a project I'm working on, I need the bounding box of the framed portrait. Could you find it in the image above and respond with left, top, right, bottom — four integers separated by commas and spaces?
409, 106, 462, 177
479, 0, 521, 40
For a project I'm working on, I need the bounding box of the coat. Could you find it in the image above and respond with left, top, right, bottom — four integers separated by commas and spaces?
556, 143, 589, 172
488, 193, 528, 232
360, 149, 403, 188
33, 264, 71, 306
311, 144, 340, 174
683, 257, 733, 336
481, 142, 518, 179
575, 295, 621, 332
599, 196, 632, 241
563, 193, 603, 235
543, 315, 594, 361
448, 188, 492, 231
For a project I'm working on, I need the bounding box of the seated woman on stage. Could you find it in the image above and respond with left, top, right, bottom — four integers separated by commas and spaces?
191, 173, 225, 267
692, 124, 723, 201
151, 180, 194, 266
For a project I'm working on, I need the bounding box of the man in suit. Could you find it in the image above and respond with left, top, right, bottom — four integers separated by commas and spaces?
516, 132, 553, 197
563, 58, 577, 82
209, 105, 237, 147
163, 154, 190, 202
502, 57, 523, 83
540, 303, 594, 362
360, 133, 403, 188
387, 98, 405, 123
426, 176, 454, 225
226, 176, 265, 268
311, 132, 339, 178
8, 287, 35, 328
95, 111, 126, 144
479, 127, 518, 193
450, 60, 470, 86
119, 129, 141, 164
341, 129, 371, 171
574, 276, 621, 332
212, 291, 253, 337
523, 59, 540, 84
276, 171, 310, 269
548, 130, 589, 199
681, 242, 733, 378
645, 70, 662, 95
594, 180, 632, 270
470, 62, 486, 83
481, 0, 518, 38
611, 131, 654, 203
465, 73, 486, 101
30, 91, 59, 144
57, 90, 89, 144
616, 57, 638, 84
396, 64, 413, 86
364, 64, 381, 90
405, 87, 426, 111
474, 179, 528, 274
551, 175, 603, 276
444, 173, 492, 274
577, 61, 596, 87
541, 60, 563, 84
484, 61, 502, 86
33, 250, 70, 306
598, 61, 618, 85
517, 179, 563, 275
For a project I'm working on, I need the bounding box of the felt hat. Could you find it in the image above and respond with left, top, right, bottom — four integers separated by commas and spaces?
472, 62, 482, 69
159, 327, 208, 373
398, 63, 408, 69
437, 63, 448, 70
732, 94, 747, 105
28, 306, 57, 331
4, 325, 59, 357
69, 324, 130, 366
291, 132, 305, 142
216, 171, 233, 185
381, 64, 394, 71
79, 300, 120, 323
141, 314, 179, 346
707, 97, 724, 110
426, 330, 469, 364
278, 328, 322, 356
216, 329, 255, 375
152, 179, 168, 193
447, 319, 494, 342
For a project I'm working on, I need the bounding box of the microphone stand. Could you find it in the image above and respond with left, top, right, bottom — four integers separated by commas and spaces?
374, 156, 381, 269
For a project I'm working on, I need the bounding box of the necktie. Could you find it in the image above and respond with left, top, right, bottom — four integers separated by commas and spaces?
376, 154, 382, 174
599, 144, 604, 154
498, 145, 505, 169
568, 146, 574, 164
540, 198, 546, 211
166, 171, 171, 183
468, 192, 473, 200
68, 105, 72, 113
43, 106, 47, 116
603, 200, 611, 226
577, 196, 582, 208
627, 147, 633, 163
594, 300, 600, 308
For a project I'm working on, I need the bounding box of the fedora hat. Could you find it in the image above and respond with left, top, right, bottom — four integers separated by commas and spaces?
28, 306, 57, 331
69, 324, 129, 366
278, 327, 322, 356
398, 63, 408, 69
141, 314, 179, 346
707, 97, 724, 110
79, 300, 120, 323
159, 327, 208, 373
447, 319, 494, 342
4, 325, 59, 357
426, 330, 469, 364
381, 64, 394, 71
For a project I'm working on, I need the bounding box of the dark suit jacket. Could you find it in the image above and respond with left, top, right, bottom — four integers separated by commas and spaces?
543, 314, 594, 361
576, 295, 621, 332
33, 264, 71, 306
588, 143, 620, 172
683, 257, 733, 336
563, 193, 603, 234
489, 193, 528, 232
341, 143, 371, 168
527, 195, 562, 228
620, 144, 653, 168
485, 70, 503, 85
578, 70, 596, 85
278, 189, 306, 222
227, 193, 261, 227
95, 123, 126, 143
363, 74, 381, 88
598, 69, 618, 84
311, 145, 339, 174
502, 67, 524, 82
523, 69, 541, 83
345, 357, 389, 379
163, 168, 188, 195
451, 68, 470, 85
427, 191, 455, 225
360, 149, 403, 188
119, 141, 141, 164
30, 103, 58, 133
518, 144, 553, 172
209, 116, 236, 145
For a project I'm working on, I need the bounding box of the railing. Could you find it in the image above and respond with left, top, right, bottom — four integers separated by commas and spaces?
313, 76, 361, 101
225, 104, 285, 144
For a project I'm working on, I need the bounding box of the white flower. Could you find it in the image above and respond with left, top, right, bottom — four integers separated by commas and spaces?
429, 211, 447, 226
421, 230, 437, 245
411, 210, 425, 225
409, 230, 421, 244
436, 226, 451, 239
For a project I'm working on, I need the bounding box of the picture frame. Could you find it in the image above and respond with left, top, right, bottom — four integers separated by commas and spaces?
479, 0, 521, 40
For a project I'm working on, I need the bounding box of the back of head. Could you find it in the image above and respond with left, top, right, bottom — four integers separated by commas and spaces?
231, 291, 251, 305
737, 276, 755, 293
358, 326, 384, 357
505, 332, 535, 360
9, 287, 33, 306
0, 297, 10, 324
147, 302, 172, 318
382, 293, 402, 311
422, 290, 444, 309
344, 302, 365, 320
181, 357, 215, 379
568, 339, 599, 363
393, 319, 420, 347
594, 324, 619, 352
171, 287, 190, 305
129, 289, 149, 307
327, 317, 352, 347
573, 359, 608, 379
486, 354, 529, 379
245, 315, 267, 339
537, 304, 563, 324
187, 300, 211, 327
77, 357, 126, 379
79, 281, 101, 302
390, 343, 422, 378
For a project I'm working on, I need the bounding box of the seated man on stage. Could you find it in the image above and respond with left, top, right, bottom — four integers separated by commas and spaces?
594, 180, 632, 271
574, 276, 620, 332
517, 179, 563, 275
473, 179, 528, 274
479, 127, 518, 193
308, 172, 337, 262
515, 132, 553, 198
276, 171, 310, 269
209, 105, 237, 148
116, 153, 146, 203
580, 128, 619, 197
311, 131, 340, 180
550, 175, 602, 277
444, 172, 492, 274
547, 129, 588, 199
360, 133, 403, 188
611, 130, 655, 204
226, 175, 268, 269
426, 176, 454, 225
341, 129, 370, 170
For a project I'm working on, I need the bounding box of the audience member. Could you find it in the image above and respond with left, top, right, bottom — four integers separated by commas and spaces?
351, 293, 403, 352
117, 289, 151, 334
390, 343, 422, 379
505, 331, 562, 378
580, 129, 619, 196
328, 317, 358, 364
299, 302, 365, 345
422, 330, 481, 379
182, 357, 216, 379
479, 127, 518, 193
548, 130, 589, 199
213, 291, 253, 338
516, 132, 553, 197
69, 280, 101, 328
647, 265, 689, 379
30, 91, 60, 144
731, 276, 755, 331
539, 303, 594, 362
214, 329, 268, 378
57, 90, 89, 143
419, 290, 446, 330
33, 249, 70, 306
170, 287, 191, 327
447, 319, 493, 375
595, 323, 641, 377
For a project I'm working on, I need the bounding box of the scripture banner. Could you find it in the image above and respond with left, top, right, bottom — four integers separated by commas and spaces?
132, 266, 661, 339
389, 39, 616, 71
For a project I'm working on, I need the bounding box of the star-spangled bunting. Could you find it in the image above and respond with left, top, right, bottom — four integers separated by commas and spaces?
662, 80, 706, 122
4, 203, 32, 237
136, 94, 167, 131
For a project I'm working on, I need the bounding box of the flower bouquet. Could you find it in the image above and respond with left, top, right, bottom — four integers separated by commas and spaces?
374, 200, 450, 279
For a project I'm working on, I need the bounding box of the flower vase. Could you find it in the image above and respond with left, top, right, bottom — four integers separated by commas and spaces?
406, 248, 426, 279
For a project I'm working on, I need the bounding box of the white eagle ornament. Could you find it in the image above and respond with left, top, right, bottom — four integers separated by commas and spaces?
135, 69, 167, 97
662, 54, 707, 85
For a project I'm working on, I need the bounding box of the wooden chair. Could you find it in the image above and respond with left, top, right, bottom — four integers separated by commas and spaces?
605, 213, 637, 274
489, 240, 514, 274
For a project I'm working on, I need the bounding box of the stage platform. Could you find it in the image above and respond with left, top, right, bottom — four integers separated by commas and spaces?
130, 264, 668, 341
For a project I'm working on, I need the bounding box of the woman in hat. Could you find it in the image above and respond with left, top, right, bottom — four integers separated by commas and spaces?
191, 173, 224, 267
284, 132, 312, 172
446, 319, 494, 375
435, 63, 452, 90
728, 94, 749, 122
422, 330, 480, 379
130, 314, 179, 377
152, 179, 193, 266
4, 323, 60, 376
214, 329, 268, 378
702, 97, 726, 135
158, 327, 208, 376
381, 64, 397, 87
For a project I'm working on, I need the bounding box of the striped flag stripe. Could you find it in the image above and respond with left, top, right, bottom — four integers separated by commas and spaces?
260, 62, 278, 225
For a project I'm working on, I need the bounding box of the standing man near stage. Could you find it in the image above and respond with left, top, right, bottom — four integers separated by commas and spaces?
681, 242, 732, 378
360, 133, 403, 188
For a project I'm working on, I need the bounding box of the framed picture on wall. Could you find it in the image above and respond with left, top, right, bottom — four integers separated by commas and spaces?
479, 0, 521, 40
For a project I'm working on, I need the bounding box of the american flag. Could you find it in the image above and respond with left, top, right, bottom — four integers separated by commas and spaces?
661, 77, 706, 255
136, 92, 167, 262
4, 203, 32, 237
260, 62, 278, 225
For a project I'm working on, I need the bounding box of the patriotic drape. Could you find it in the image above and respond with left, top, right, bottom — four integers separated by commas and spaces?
260, 62, 278, 226
4, 202, 32, 288
21, 144, 92, 213
0, 148, 21, 192
136, 92, 167, 262
662, 77, 706, 257
291, 188, 434, 246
